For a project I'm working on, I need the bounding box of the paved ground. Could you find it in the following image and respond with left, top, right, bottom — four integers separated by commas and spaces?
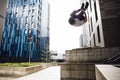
16, 66, 60, 80
0, 77, 15, 80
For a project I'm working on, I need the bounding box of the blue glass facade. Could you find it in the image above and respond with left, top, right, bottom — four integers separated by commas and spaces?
0, 0, 49, 62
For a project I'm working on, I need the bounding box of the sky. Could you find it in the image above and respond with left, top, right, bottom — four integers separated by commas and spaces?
49, 0, 83, 53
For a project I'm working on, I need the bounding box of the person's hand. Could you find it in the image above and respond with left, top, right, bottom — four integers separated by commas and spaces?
82, 10, 85, 13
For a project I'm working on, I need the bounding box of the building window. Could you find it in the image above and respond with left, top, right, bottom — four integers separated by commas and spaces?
89, 24, 91, 36
32, 9, 35, 14
37, 30, 40, 37
97, 25, 101, 43
38, 16, 39, 21
32, 16, 35, 21
20, 17, 22, 24
37, 23, 40, 29
25, 16, 28, 23
29, 4, 32, 10
24, 29, 27, 35
38, 11, 40, 15
93, 34, 96, 46
11, 2, 14, 7
14, 19, 17, 23
28, 10, 31, 15
28, 29, 32, 36
25, 23, 28, 29
90, 18, 93, 31
89, 41, 91, 47
20, 24, 22, 29
24, 0, 27, 4
23, 11, 26, 15
39, 5, 40, 9
17, 0, 19, 5
15, 12, 17, 18
33, 3, 35, 7
24, 44, 28, 50
10, 13, 12, 18
89, 0, 92, 11
7, 19, 10, 25
94, 1, 98, 21
31, 22, 34, 28
30, 0, 32, 4
23, 5, 26, 10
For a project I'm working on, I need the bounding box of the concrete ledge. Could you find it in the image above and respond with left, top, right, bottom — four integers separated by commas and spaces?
95, 65, 120, 80
65, 47, 120, 63
0, 63, 56, 77
59, 62, 96, 80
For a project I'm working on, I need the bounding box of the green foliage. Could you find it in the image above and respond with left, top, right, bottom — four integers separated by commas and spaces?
41, 43, 51, 62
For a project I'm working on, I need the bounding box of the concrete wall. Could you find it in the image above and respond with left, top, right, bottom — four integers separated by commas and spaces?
95, 65, 106, 80
0, 0, 7, 47
95, 65, 120, 80
99, 0, 120, 47
60, 47, 120, 80
82, 0, 120, 48
60, 63, 95, 80
65, 47, 120, 63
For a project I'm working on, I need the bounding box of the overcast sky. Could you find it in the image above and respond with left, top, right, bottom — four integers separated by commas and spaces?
49, 0, 83, 53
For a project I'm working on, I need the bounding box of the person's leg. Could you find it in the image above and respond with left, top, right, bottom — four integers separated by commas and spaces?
80, 3, 84, 9
77, 2, 89, 20
84, 2, 89, 10
70, 2, 87, 19
71, 3, 85, 18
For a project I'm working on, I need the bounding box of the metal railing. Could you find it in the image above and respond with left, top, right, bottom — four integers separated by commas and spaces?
103, 53, 120, 64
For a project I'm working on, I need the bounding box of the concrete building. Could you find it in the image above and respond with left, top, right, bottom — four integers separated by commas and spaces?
82, 0, 120, 48
60, 0, 120, 80
0, 0, 50, 62
0, 0, 7, 48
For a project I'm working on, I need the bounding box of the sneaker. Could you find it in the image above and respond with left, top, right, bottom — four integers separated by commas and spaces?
85, 2, 89, 9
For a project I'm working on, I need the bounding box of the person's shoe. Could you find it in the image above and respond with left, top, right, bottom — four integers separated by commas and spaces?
81, 3, 84, 9
85, 2, 89, 9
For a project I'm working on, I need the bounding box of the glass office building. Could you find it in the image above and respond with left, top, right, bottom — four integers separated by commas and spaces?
0, 0, 49, 62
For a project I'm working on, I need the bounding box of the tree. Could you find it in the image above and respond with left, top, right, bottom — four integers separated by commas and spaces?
41, 43, 51, 62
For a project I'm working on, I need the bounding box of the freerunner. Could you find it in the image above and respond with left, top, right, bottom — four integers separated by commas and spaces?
68, 2, 89, 27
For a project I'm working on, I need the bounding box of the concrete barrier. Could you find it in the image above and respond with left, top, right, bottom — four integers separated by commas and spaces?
95, 65, 120, 80
60, 47, 120, 80
0, 63, 56, 77
65, 47, 120, 63
60, 63, 95, 80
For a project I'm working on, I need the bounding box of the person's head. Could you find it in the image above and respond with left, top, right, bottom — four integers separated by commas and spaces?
68, 17, 75, 25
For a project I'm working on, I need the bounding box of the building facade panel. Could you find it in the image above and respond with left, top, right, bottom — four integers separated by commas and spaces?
0, 0, 7, 49
82, 0, 105, 48
99, 0, 120, 47
81, 0, 120, 48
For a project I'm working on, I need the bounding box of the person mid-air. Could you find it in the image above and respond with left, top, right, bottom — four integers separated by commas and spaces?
68, 2, 89, 27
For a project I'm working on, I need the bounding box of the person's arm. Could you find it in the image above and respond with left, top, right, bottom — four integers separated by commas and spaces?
70, 9, 81, 17
75, 9, 81, 13
83, 10, 87, 22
